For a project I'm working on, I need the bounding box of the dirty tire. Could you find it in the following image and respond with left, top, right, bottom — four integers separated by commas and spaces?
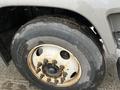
11, 16, 105, 90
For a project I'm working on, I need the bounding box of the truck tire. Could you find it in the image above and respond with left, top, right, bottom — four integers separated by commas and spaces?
11, 16, 105, 90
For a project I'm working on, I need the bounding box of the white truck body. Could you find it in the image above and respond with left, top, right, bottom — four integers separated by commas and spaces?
1, 0, 120, 56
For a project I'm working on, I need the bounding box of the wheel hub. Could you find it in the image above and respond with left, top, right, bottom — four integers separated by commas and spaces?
27, 44, 81, 87
42, 63, 62, 78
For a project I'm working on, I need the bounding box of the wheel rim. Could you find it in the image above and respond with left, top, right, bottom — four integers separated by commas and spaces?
27, 44, 81, 87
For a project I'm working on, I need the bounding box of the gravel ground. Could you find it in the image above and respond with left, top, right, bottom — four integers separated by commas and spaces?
0, 57, 120, 90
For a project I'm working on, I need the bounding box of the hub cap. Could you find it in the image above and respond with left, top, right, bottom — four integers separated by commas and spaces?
27, 44, 81, 87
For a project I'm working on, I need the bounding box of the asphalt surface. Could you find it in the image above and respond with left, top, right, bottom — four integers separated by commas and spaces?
0, 57, 120, 90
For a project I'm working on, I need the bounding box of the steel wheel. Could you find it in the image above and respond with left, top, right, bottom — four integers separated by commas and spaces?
27, 44, 81, 87
11, 16, 105, 90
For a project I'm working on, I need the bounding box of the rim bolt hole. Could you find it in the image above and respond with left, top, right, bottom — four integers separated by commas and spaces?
36, 48, 43, 56
70, 72, 77, 78
60, 50, 70, 60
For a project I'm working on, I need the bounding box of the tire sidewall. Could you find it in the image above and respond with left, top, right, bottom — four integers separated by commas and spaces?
11, 18, 105, 90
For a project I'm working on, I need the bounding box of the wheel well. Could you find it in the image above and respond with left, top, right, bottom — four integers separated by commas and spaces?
0, 6, 102, 64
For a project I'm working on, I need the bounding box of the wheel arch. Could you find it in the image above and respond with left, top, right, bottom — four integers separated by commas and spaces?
0, 6, 106, 64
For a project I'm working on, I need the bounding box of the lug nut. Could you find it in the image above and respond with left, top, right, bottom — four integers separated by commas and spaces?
36, 68, 41, 73
54, 79, 59, 84
61, 77, 65, 83
44, 59, 48, 64
63, 72, 68, 77
52, 60, 57, 65
60, 65, 65, 71
47, 78, 51, 82
40, 74, 45, 79
37, 62, 42, 68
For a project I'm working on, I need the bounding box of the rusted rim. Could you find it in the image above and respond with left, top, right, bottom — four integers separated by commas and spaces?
27, 44, 81, 87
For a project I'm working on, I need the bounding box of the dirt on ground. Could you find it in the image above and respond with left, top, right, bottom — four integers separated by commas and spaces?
0, 57, 120, 90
